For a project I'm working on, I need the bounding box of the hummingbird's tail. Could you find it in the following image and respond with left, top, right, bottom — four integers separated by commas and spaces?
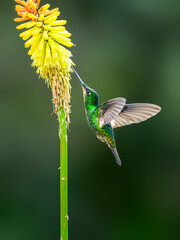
110, 147, 121, 166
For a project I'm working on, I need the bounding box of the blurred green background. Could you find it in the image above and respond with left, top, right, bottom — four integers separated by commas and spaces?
0, 0, 180, 239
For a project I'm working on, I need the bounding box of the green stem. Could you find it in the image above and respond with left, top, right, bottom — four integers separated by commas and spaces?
58, 108, 68, 240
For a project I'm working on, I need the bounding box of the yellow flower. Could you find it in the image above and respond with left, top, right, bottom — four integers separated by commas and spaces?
14, 0, 74, 123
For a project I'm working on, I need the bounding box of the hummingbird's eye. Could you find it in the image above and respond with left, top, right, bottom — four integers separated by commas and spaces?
86, 90, 91, 95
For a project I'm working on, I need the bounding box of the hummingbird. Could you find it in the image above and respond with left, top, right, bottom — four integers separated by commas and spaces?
72, 67, 161, 166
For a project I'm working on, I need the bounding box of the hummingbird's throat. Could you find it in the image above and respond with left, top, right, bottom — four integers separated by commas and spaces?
82, 86, 86, 99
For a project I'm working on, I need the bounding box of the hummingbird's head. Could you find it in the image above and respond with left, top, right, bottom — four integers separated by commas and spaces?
72, 67, 99, 106
81, 84, 99, 106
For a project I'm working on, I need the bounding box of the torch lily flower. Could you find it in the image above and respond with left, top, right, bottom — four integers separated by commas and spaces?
14, 0, 74, 122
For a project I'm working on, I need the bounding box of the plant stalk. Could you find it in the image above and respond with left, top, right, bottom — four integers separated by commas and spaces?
58, 108, 68, 240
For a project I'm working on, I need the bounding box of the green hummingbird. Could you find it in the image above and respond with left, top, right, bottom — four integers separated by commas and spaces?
72, 67, 161, 166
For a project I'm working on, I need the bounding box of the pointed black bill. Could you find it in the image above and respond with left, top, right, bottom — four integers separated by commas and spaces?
72, 66, 87, 89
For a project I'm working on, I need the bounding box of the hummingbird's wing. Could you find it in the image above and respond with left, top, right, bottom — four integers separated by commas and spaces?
110, 103, 161, 129
98, 98, 126, 128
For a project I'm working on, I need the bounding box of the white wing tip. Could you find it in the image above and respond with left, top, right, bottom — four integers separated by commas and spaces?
151, 104, 161, 115
157, 105, 161, 112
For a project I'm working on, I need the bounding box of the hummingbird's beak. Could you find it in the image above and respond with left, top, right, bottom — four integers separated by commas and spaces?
72, 66, 87, 89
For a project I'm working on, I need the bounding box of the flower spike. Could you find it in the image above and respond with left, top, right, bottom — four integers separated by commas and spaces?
14, 0, 74, 123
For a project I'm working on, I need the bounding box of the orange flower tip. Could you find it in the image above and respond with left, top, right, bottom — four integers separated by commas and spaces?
15, 4, 25, 10
14, 17, 29, 22
20, 1, 32, 12
36, 0, 40, 8
15, 0, 22, 4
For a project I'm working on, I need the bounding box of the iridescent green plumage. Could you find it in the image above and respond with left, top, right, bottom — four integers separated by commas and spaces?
82, 83, 120, 164
72, 67, 161, 166
86, 93, 116, 146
